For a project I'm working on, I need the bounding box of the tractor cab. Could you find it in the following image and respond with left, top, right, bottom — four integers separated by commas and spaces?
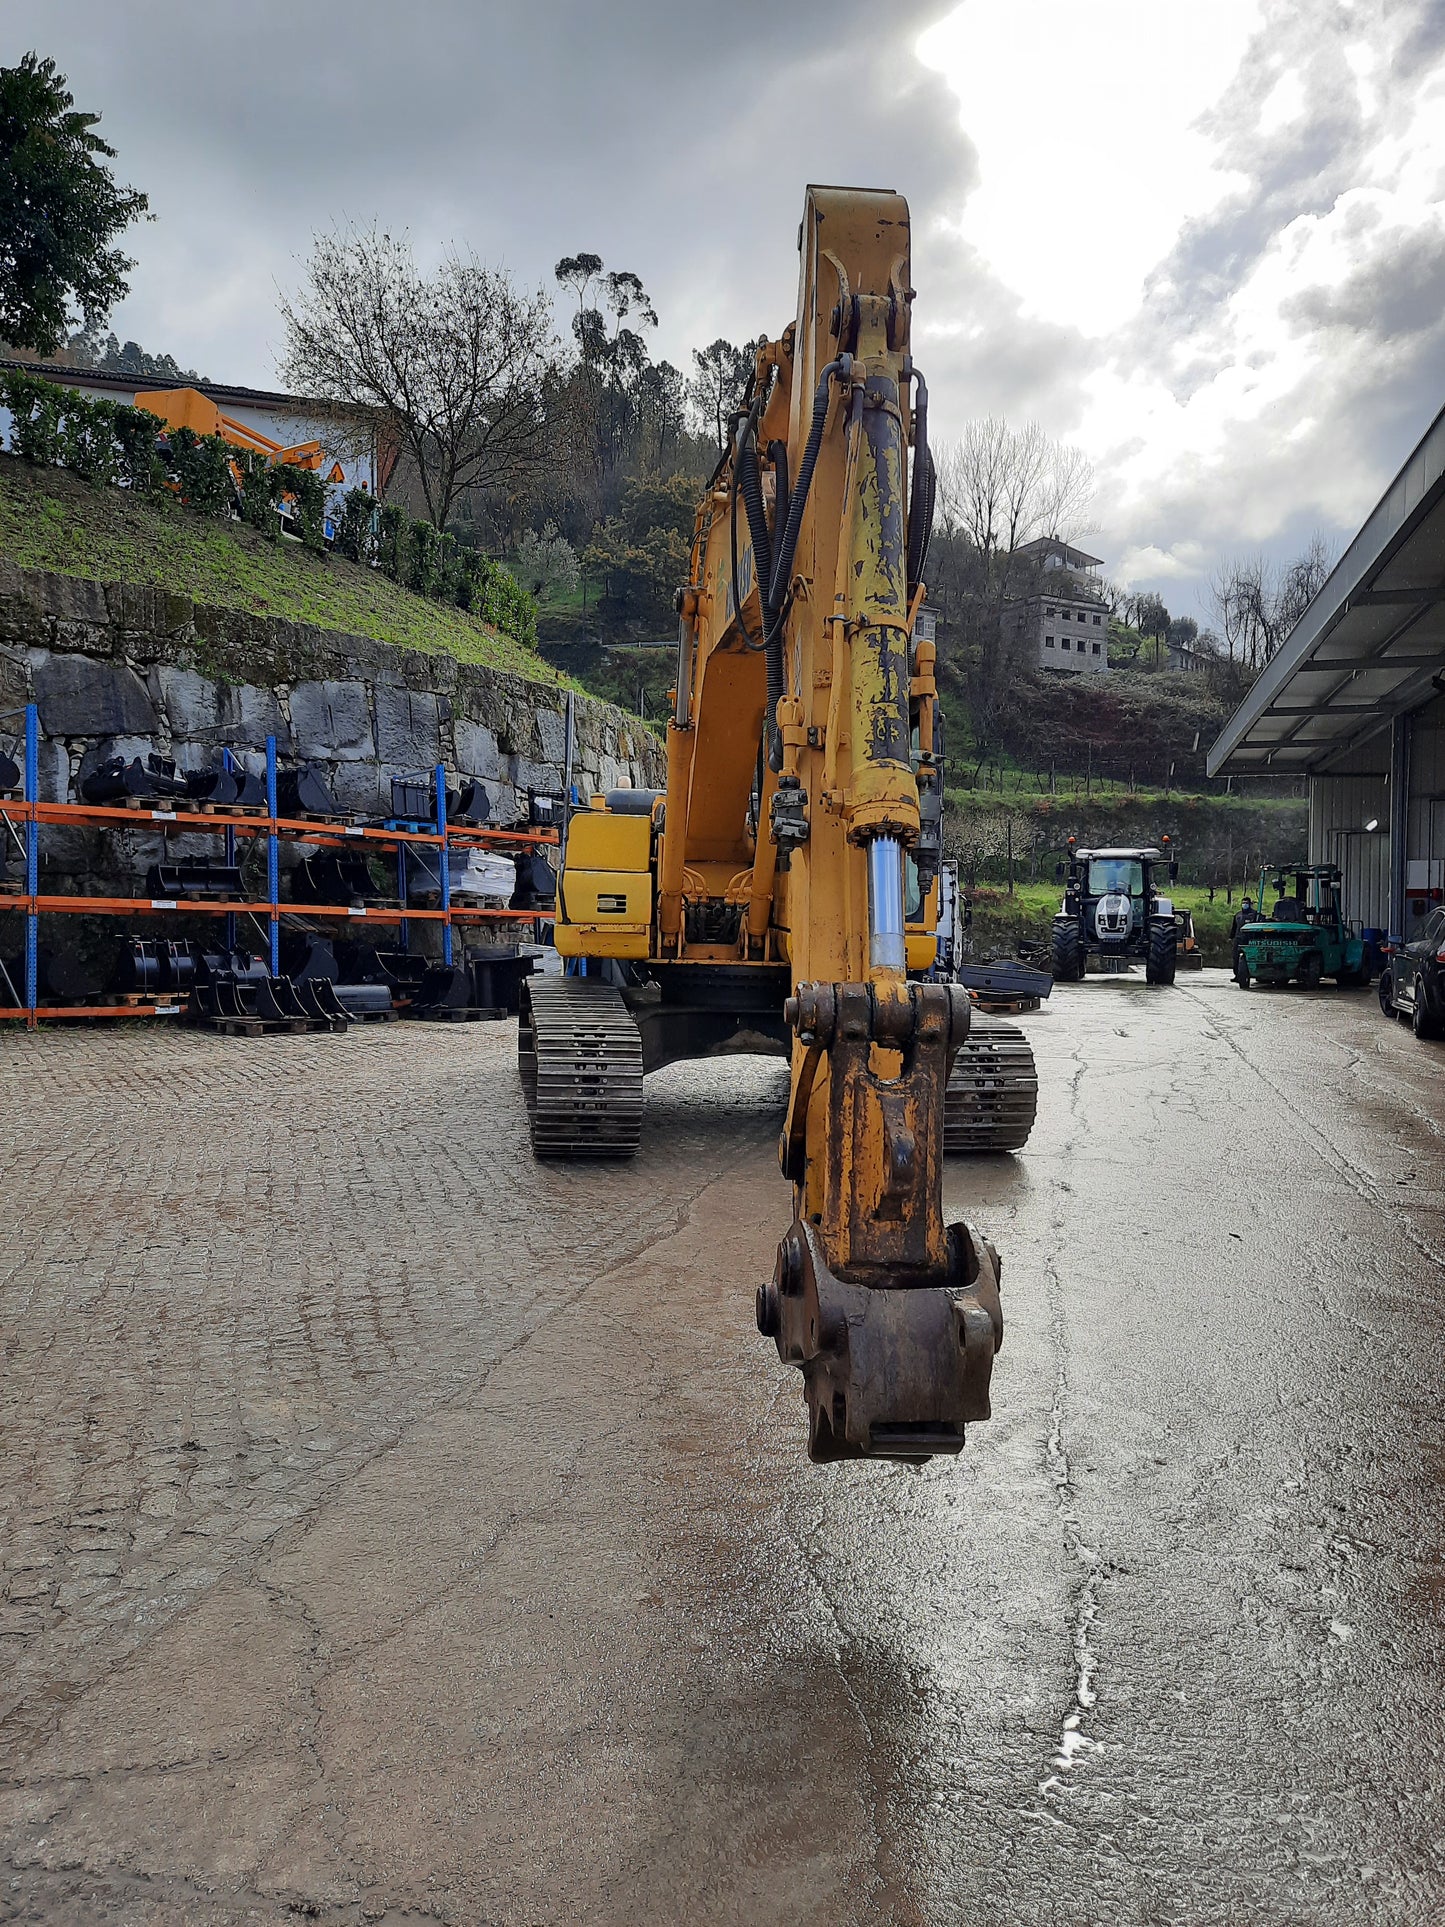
1235, 864, 1369, 990
1051, 838, 1181, 983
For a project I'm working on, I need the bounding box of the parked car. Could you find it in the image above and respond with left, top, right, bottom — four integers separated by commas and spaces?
1378, 908, 1445, 1038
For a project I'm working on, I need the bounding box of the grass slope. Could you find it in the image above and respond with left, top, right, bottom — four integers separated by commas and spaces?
0, 456, 563, 685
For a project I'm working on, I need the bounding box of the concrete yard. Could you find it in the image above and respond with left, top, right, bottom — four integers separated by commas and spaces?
2, 974, 1444, 1925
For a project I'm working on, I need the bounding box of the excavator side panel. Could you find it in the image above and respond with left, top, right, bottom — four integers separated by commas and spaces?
554, 812, 653, 960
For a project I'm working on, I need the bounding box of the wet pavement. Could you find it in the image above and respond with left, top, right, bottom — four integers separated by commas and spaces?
2, 970, 1444, 1924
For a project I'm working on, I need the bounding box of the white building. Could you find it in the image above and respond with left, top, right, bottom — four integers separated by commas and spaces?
1004, 538, 1111, 675
0, 358, 385, 498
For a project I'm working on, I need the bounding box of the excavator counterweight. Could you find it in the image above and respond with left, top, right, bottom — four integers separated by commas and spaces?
521, 187, 1034, 1461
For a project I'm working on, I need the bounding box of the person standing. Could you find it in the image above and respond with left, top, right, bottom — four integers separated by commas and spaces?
1231, 896, 1256, 974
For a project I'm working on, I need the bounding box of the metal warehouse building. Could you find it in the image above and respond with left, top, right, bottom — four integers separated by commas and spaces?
1209, 401, 1445, 943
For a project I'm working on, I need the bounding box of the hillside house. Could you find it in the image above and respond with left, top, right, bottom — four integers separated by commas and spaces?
1003, 537, 1110, 675
1167, 638, 1207, 672
0, 358, 390, 500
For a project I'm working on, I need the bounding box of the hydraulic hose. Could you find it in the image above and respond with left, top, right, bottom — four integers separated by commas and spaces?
767, 357, 844, 622
906, 367, 935, 599
767, 439, 791, 586
760, 356, 847, 749
737, 405, 772, 622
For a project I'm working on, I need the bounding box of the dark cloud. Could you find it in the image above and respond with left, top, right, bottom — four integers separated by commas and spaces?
1284, 225, 1445, 337
23, 0, 963, 384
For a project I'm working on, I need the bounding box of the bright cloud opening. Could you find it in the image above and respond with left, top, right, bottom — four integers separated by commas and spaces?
916, 0, 1263, 336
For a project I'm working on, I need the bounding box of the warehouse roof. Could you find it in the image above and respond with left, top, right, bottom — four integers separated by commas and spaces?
1209, 400, 1445, 775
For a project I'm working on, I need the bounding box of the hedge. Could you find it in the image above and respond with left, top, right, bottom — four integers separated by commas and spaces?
0, 368, 537, 648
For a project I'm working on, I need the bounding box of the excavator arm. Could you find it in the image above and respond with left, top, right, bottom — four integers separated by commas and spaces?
665, 188, 1003, 1460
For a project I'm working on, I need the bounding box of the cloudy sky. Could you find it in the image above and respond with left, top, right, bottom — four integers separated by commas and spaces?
21, 0, 1445, 620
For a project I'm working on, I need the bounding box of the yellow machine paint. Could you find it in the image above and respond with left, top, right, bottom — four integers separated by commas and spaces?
533, 187, 1013, 1463
553, 811, 654, 961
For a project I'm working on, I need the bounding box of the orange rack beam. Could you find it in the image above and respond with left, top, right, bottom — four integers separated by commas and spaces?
28, 896, 450, 922
0, 1004, 183, 1021
2, 766, 558, 1026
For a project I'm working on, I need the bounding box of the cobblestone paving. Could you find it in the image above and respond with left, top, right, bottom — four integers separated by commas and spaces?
0, 1023, 782, 1771
5, 985, 1445, 1925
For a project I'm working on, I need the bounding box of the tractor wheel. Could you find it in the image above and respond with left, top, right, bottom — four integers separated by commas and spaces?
1298, 951, 1323, 990
1146, 922, 1177, 986
1378, 969, 1395, 1017
1051, 923, 1083, 983
1233, 952, 1251, 989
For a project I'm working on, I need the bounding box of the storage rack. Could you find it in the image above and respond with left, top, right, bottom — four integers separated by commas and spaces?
0, 702, 556, 1027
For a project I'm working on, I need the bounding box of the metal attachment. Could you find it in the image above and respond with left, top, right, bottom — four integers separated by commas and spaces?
767, 1216, 1003, 1462
769, 775, 809, 855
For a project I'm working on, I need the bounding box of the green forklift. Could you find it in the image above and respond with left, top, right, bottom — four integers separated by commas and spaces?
1233, 864, 1371, 989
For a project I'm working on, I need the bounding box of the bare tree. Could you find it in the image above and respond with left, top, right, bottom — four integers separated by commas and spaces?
1210, 535, 1336, 670
934, 418, 1094, 560
931, 418, 1097, 743
280, 226, 565, 529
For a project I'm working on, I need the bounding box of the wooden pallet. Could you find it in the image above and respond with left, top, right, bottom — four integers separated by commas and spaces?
406, 893, 513, 912
409, 1005, 507, 1024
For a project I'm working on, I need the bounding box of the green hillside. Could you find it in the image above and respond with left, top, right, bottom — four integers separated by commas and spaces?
0, 456, 564, 684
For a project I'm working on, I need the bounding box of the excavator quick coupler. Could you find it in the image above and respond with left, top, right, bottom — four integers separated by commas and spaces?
760, 980, 1004, 1462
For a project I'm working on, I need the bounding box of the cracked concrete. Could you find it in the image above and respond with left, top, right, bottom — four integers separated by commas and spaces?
4, 972, 1445, 1922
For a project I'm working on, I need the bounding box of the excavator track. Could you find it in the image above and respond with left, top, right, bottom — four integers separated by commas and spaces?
944, 1016, 1038, 1153
519, 976, 644, 1159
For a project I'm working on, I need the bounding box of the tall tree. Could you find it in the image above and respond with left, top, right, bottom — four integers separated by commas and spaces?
639, 358, 687, 470
0, 52, 149, 354
687, 338, 753, 457
1133, 591, 1171, 663
59, 328, 202, 381
281, 226, 565, 530
554, 252, 659, 484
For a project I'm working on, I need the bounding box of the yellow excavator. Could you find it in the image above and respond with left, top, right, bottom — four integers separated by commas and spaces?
519, 187, 1036, 1461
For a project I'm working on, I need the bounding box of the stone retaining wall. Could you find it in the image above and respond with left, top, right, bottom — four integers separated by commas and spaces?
0, 564, 663, 907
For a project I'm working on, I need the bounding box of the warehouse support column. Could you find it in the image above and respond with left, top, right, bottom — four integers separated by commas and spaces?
1389, 710, 1412, 943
